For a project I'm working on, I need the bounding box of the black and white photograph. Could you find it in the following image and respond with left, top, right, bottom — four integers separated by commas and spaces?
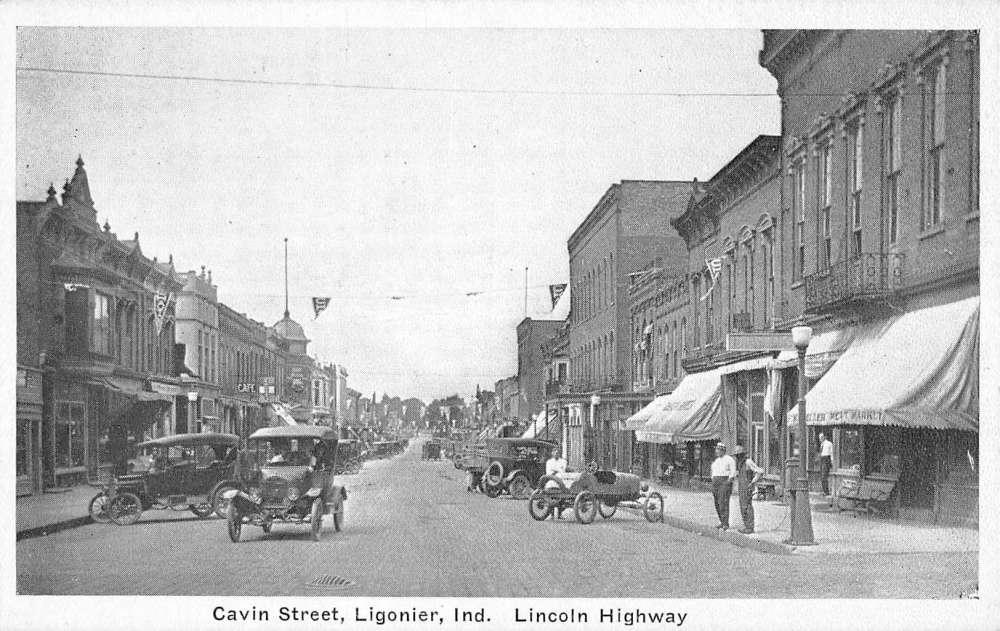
3, 2, 998, 630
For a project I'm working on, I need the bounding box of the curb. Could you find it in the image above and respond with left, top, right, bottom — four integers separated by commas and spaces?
16, 516, 93, 542
661, 514, 795, 555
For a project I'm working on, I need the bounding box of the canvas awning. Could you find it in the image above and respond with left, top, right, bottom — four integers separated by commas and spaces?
624, 394, 671, 430
774, 326, 857, 379
269, 402, 299, 426
789, 297, 979, 431
637, 368, 723, 444
521, 410, 560, 439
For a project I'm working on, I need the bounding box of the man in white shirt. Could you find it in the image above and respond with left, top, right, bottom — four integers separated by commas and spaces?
710, 442, 737, 530
545, 444, 568, 518
819, 433, 834, 496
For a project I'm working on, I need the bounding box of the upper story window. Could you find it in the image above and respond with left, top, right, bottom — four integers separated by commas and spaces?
926, 60, 947, 229
884, 92, 903, 244
847, 121, 865, 257
92, 292, 112, 355
817, 142, 833, 270
790, 158, 807, 281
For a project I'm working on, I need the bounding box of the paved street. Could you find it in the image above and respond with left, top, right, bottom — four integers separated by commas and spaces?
17, 439, 975, 598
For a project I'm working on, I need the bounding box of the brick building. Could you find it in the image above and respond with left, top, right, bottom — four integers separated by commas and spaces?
761, 29, 980, 524
16, 157, 183, 491
174, 268, 221, 434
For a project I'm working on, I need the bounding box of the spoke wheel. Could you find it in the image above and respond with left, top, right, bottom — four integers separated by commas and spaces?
212, 483, 238, 519
643, 491, 664, 523
108, 492, 143, 526
310, 498, 324, 541
574, 491, 597, 524
190, 503, 214, 518
89, 493, 111, 523
485, 461, 505, 487
599, 500, 618, 519
508, 474, 532, 500
226, 502, 242, 542
528, 489, 554, 521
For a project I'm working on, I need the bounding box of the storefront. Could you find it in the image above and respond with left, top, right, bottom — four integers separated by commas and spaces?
16, 366, 44, 496
789, 297, 979, 525
635, 367, 724, 486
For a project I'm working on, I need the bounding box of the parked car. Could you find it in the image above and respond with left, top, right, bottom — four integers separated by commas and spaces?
222, 425, 346, 542
465, 437, 558, 499
95, 432, 241, 525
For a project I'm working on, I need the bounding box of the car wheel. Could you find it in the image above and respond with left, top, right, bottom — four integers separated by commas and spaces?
311, 498, 324, 541
508, 474, 532, 500
485, 461, 504, 486
190, 503, 214, 518
528, 489, 553, 521
107, 492, 143, 526
643, 491, 664, 523
226, 502, 242, 543
599, 500, 618, 520
88, 493, 110, 523
574, 491, 597, 524
211, 482, 239, 519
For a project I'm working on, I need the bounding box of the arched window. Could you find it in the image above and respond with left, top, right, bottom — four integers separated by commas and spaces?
665, 324, 671, 379
680, 318, 687, 358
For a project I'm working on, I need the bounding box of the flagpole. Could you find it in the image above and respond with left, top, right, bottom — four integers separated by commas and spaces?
284, 237, 290, 319
524, 266, 528, 318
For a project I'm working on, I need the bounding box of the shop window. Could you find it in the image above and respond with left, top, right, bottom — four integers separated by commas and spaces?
767, 410, 782, 472
864, 428, 898, 477
16, 420, 29, 476
92, 292, 112, 355
55, 401, 86, 468
839, 428, 862, 471
750, 393, 765, 465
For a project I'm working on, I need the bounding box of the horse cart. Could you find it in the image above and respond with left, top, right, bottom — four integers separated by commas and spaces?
528, 463, 664, 525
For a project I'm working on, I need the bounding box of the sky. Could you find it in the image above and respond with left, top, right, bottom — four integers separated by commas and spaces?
16, 27, 779, 401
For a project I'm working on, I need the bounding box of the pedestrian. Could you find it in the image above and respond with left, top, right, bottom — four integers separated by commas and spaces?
732, 445, 764, 534
545, 443, 567, 519
819, 432, 834, 496
710, 442, 737, 530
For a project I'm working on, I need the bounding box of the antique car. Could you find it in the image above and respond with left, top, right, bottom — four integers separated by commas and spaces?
467, 437, 558, 499
422, 438, 443, 460
334, 439, 364, 474
528, 462, 664, 524
93, 432, 241, 526
222, 425, 346, 542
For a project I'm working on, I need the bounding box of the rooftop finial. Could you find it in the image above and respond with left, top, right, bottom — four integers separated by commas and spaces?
46, 183, 57, 201
208, 269, 212, 284
200, 265, 206, 278
134, 231, 139, 242
76, 155, 84, 169
169, 253, 173, 264
103, 219, 111, 232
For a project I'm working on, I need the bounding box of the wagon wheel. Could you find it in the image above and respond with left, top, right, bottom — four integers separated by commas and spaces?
598, 500, 618, 519
485, 461, 505, 486
528, 489, 553, 521
88, 492, 111, 523
508, 474, 532, 500
107, 492, 143, 526
643, 491, 664, 523
574, 491, 598, 524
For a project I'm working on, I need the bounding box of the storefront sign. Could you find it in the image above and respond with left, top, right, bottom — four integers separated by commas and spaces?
726, 332, 793, 352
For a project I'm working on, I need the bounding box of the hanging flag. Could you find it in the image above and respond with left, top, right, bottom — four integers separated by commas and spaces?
153, 292, 175, 335
549, 283, 568, 309
312, 297, 331, 319
700, 258, 724, 301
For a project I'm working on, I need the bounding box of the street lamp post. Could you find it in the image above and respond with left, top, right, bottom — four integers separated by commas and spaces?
786, 319, 816, 546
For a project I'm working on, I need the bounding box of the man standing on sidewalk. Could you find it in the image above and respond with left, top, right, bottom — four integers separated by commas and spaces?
710, 443, 737, 530
732, 445, 764, 534
819, 433, 834, 496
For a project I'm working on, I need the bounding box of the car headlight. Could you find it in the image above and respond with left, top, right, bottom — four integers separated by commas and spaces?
248, 487, 262, 502
286, 487, 300, 501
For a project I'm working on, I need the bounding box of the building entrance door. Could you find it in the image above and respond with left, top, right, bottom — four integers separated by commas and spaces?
899, 429, 936, 509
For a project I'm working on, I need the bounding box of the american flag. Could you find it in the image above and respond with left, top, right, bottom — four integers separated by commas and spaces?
700, 258, 724, 301
312, 296, 331, 319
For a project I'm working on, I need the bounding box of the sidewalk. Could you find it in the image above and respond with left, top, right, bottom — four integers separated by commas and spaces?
16, 485, 97, 540
646, 481, 979, 556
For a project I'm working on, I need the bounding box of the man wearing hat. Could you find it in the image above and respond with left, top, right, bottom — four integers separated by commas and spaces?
710, 442, 737, 530
732, 444, 764, 534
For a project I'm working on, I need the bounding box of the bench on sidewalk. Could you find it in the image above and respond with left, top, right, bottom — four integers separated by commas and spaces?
837, 475, 898, 518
